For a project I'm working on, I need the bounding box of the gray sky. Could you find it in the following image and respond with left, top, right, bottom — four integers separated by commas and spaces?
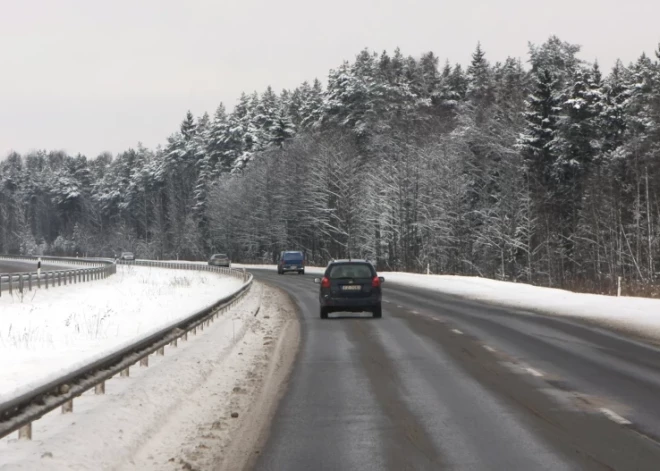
1, 0, 658, 159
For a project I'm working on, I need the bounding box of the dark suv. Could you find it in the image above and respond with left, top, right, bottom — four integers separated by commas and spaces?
278, 251, 305, 275
314, 260, 385, 319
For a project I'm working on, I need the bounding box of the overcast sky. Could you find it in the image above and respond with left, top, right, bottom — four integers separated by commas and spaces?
1, 0, 658, 159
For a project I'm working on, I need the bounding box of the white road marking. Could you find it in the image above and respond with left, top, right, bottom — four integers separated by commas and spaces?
524, 367, 544, 377
410, 310, 419, 315
397, 304, 403, 308
451, 329, 463, 335
600, 408, 632, 425
483, 345, 496, 352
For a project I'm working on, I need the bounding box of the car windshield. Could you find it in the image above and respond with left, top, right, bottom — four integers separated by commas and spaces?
213, 254, 227, 258
328, 264, 373, 279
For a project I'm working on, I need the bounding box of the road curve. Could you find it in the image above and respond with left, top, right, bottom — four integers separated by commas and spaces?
0, 259, 76, 274
247, 269, 660, 471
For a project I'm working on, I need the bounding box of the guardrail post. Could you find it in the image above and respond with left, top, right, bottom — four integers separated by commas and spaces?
64, 272, 67, 285
45, 273, 49, 289
171, 338, 178, 347
18, 424, 32, 440
28, 274, 32, 291
62, 400, 73, 414
182, 331, 188, 341
95, 382, 105, 394
157, 346, 165, 356
120, 367, 130, 377
9, 275, 13, 295
37, 273, 40, 289
140, 356, 149, 367
58, 272, 61, 286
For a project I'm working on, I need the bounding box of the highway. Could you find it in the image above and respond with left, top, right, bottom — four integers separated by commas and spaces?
0, 259, 75, 274
249, 269, 660, 471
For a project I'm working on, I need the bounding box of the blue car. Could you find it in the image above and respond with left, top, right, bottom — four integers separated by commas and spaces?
278, 251, 305, 275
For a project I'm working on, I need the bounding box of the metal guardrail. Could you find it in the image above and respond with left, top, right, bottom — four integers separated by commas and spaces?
116, 258, 248, 282
0, 260, 253, 440
0, 255, 116, 297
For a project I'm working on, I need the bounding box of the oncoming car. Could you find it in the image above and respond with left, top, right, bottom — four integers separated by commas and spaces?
119, 251, 135, 261
208, 253, 231, 267
314, 259, 384, 319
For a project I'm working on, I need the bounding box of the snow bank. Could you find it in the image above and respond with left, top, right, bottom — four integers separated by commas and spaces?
233, 263, 660, 341
0, 264, 243, 402
381, 272, 660, 340
0, 283, 298, 471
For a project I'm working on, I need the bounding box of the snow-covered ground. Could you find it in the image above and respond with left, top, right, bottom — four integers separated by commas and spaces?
0, 282, 298, 471
0, 264, 244, 403
235, 263, 660, 342
381, 272, 660, 342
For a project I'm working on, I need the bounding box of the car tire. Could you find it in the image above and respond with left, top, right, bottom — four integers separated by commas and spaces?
320, 307, 329, 319
372, 304, 382, 318
299, 270, 304, 275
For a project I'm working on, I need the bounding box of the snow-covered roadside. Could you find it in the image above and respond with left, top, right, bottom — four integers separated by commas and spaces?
0, 282, 299, 471
381, 272, 660, 342
235, 263, 660, 342
0, 264, 243, 402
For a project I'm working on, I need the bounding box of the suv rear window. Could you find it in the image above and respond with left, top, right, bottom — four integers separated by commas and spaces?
283, 252, 303, 260
328, 263, 374, 279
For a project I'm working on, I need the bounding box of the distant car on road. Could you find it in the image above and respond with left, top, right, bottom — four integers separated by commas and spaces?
119, 252, 135, 261
314, 259, 384, 319
208, 253, 231, 267
278, 251, 305, 275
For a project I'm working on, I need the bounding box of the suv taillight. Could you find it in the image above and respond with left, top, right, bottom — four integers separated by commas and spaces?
372, 276, 380, 288
321, 277, 331, 288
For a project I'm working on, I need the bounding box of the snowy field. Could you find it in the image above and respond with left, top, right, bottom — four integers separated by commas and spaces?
234, 263, 660, 342
0, 283, 298, 471
0, 264, 244, 403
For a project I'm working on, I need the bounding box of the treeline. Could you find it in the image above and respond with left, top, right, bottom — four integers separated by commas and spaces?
1, 36, 659, 295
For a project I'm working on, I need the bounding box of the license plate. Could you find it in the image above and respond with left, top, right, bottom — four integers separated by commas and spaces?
341, 285, 362, 291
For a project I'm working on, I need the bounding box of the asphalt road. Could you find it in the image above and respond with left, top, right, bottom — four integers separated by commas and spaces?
249, 269, 660, 471
0, 259, 74, 274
